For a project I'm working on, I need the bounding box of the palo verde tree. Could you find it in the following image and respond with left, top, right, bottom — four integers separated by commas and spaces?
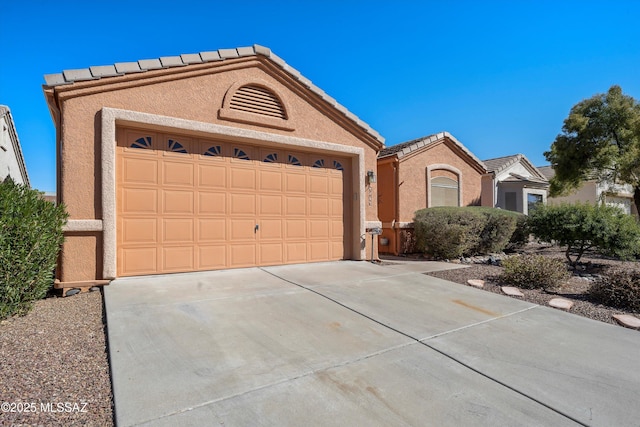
545, 85, 640, 213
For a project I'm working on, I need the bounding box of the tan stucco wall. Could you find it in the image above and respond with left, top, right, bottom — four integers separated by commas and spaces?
547, 181, 598, 206
396, 140, 483, 223
376, 138, 484, 254
52, 57, 380, 282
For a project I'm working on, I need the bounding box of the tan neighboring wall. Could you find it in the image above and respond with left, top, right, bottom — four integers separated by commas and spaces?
377, 134, 485, 255
44, 49, 382, 284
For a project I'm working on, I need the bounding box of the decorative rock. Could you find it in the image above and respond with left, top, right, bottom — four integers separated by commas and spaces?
501, 286, 524, 297
612, 314, 640, 329
65, 288, 80, 297
549, 298, 574, 310
467, 279, 485, 288
90, 286, 100, 292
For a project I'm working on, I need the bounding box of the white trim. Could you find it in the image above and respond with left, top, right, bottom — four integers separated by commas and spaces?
101, 107, 366, 279
63, 219, 103, 232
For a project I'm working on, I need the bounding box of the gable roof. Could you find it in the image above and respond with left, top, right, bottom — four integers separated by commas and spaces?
378, 131, 486, 170
42, 44, 384, 146
537, 165, 555, 180
0, 105, 30, 187
483, 153, 547, 181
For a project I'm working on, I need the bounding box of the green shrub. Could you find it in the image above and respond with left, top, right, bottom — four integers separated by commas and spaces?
499, 255, 571, 290
506, 213, 529, 251
474, 207, 518, 254
528, 203, 640, 266
413, 207, 520, 259
589, 270, 640, 312
414, 207, 484, 259
0, 178, 68, 319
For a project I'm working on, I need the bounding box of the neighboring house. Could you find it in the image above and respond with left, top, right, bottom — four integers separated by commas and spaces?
538, 166, 637, 216
377, 132, 487, 255
0, 105, 30, 186
481, 154, 548, 215
42, 45, 384, 288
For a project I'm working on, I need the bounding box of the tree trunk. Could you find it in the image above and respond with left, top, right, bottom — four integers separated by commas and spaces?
634, 186, 640, 218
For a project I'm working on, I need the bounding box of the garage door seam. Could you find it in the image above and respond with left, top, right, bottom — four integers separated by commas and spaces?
260, 268, 590, 427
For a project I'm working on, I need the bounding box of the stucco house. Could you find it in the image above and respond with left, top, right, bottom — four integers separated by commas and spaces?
0, 105, 30, 186
376, 132, 487, 255
481, 154, 548, 215
42, 45, 384, 290
538, 166, 638, 216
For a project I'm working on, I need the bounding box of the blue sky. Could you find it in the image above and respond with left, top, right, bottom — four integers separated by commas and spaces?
2, 1, 639, 192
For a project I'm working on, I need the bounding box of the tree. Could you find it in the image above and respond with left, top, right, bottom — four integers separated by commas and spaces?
527, 203, 640, 266
545, 85, 640, 213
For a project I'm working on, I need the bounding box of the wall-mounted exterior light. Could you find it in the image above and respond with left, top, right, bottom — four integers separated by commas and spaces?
367, 170, 376, 183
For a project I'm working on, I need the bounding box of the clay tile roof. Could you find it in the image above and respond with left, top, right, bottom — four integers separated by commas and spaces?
378, 131, 486, 170
537, 165, 555, 180
483, 153, 548, 182
483, 154, 524, 174
42, 44, 384, 145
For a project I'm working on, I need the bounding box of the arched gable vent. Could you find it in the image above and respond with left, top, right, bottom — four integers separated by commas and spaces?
219, 81, 294, 131
230, 85, 287, 119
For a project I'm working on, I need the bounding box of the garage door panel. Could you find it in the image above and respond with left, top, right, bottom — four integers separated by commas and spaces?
198, 192, 226, 215
309, 198, 329, 216
162, 219, 194, 243
198, 219, 226, 242
285, 173, 306, 193
162, 246, 194, 272
120, 247, 158, 276
330, 174, 343, 194
309, 220, 330, 239
309, 242, 330, 261
285, 220, 307, 239
309, 175, 329, 194
259, 194, 282, 216
163, 190, 194, 215
230, 193, 256, 215
330, 199, 343, 217
198, 246, 227, 269
229, 244, 256, 267
122, 188, 158, 214
259, 219, 283, 240
331, 220, 344, 238
259, 243, 284, 265
229, 219, 257, 240
259, 170, 283, 192
331, 242, 344, 259
230, 168, 256, 190
122, 218, 157, 244
198, 164, 226, 189
285, 243, 307, 263
122, 157, 158, 185
163, 161, 194, 187
285, 196, 306, 216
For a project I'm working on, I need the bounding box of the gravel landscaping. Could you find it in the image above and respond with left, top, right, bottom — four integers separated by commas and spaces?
426, 243, 640, 327
1, 243, 638, 426
0, 290, 113, 426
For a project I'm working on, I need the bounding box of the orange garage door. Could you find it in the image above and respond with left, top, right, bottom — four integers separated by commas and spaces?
116, 128, 351, 276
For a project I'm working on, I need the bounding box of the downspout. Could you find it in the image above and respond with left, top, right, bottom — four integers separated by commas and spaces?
393, 160, 399, 255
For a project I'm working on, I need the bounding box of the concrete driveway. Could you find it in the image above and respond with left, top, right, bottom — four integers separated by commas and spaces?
104, 260, 640, 426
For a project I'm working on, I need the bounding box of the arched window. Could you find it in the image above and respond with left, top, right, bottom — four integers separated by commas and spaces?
431, 176, 459, 207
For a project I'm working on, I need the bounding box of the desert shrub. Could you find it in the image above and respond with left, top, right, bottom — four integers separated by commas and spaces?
0, 178, 68, 319
474, 207, 518, 254
589, 270, 640, 312
506, 213, 529, 251
414, 207, 485, 259
528, 203, 640, 266
499, 255, 571, 290
414, 207, 520, 259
